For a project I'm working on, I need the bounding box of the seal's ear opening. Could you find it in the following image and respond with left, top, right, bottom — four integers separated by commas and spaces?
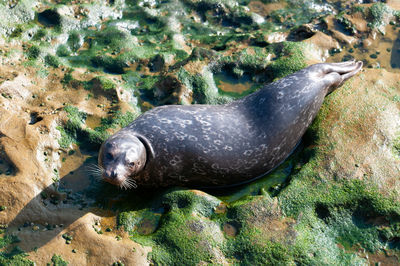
136, 134, 155, 161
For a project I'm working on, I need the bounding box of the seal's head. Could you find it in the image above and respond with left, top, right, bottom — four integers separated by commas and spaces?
98, 131, 146, 189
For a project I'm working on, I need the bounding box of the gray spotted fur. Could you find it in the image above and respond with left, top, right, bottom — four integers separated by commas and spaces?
100, 61, 363, 188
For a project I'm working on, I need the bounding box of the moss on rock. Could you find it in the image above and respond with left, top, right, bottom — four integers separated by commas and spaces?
0, 235, 34, 265
49, 254, 68, 266
368, 3, 395, 34
57, 105, 136, 150
269, 42, 308, 80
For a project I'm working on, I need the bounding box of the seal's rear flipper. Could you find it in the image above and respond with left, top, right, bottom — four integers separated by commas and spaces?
340, 61, 363, 82
323, 61, 363, 93
322, 60, 359, 74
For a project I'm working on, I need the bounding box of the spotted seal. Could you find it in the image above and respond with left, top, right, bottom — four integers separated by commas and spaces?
98, 61, 363, 189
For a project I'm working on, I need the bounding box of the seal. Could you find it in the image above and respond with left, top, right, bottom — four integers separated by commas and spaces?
98, 61, 363, 189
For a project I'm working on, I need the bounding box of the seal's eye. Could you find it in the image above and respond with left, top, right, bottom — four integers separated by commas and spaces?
129, 162, 135, 167
105, 153, 113, 160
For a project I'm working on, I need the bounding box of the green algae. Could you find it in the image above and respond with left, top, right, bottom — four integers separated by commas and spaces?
56, 45, 71, 57
0, 235, 34, 266
57, 105, 137, 149
0, 235, 19, 249
57, 106, 98, 149
280, 170, 400, 251
120, 189, 224, 265
368, 3, 395, 34
147, 211, 223, 265
90, 55, 128, 74
336, 11, 357, 35
226, 228, 294, 265
117, 168, 390, 265
91, 76, 116, 91
67, 31, 83, 52
26, 46, 41, 60
64, 105, 87, 130
139, 75, 159, 91
269, 42, 308, 80
177, 67, 232, 105
45, 54, 61, 68
224, 197, 297, 264
98, 110, 137, 130
269, 0, 332, 29
216, 47, 270, 76
48, 254, 68, 266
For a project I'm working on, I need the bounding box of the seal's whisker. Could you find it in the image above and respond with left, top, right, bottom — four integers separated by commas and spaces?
124, 180, 133, 189
86, 170, 103, 178
87, 163, 103, 169
87, 169, 103, 174
125, 178, 138, 189
85, 164, 104, 181
86, 164, 104, 172
117, 178, 137, 190
131, 179, 138, 189
86, 169, 102, 174
86, 171, 103, 176
120, 178, 132, 190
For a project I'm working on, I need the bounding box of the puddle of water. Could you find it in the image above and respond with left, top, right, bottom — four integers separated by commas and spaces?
328, 21, 400, 73
214, 71, 259, 97
390, 36, 400, 68
85, 115, 102, 130
36, 10, 60, 28
0, 157, 15, 177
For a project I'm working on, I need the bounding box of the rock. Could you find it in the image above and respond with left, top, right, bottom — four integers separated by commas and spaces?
308, 69, 400, 195
0, 74, 32, 100
331, 29, 358, 45
288, 24, 316, 42
149, 54, 165, 72
265, 32, 289, 43
304, 32, 340, 61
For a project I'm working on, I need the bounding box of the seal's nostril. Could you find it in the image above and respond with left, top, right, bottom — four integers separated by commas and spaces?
111, 170, 117, 178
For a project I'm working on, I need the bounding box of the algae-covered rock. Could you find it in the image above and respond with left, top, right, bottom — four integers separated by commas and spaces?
0, 0, 36, 36
368, 2, 397, 34
119, 189, 227, 265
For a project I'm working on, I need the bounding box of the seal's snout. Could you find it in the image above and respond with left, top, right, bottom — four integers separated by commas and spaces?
103, 173, 126, 187
103, 170, 120, 184
107, 170, 117, 179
